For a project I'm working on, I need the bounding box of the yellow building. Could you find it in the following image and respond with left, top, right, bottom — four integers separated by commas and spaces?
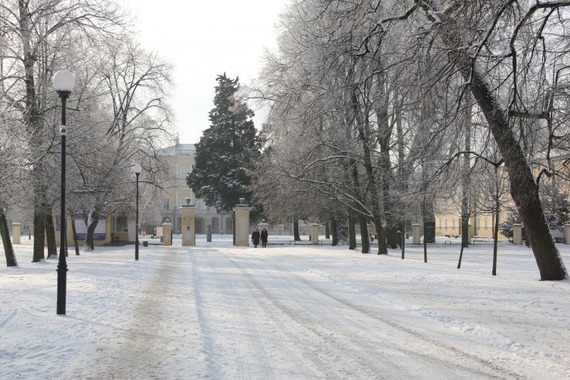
435, 211, 504, 239
155, 143, 233, 235
434, 155, 570, 240
5, 143, 233, 246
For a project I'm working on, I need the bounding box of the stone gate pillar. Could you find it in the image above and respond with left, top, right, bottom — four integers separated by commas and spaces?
12, 222, 21, 244
310, 223, 320, 245
258, 220, 269, 232
513, 223, 523, 245
234, 199, 251, 246
162, 222, 173, 246
180, 199, 196, 246
412, 224, 421, 245
565, 224, 570, 244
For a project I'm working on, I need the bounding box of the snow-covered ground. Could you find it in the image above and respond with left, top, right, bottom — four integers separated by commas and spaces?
1, 235, 569, 379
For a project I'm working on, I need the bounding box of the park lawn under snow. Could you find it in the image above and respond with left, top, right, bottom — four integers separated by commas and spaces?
1, 235, 569, 379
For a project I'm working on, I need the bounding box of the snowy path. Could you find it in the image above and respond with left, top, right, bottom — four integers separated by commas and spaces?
55, 244, 570, 379
193, 248, 514, 379
66, 249, 202, 379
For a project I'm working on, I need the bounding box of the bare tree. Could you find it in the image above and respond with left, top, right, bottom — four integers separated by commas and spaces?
71, 35, 173, 250
352, 0, 568, 279
255, 0, 568, 279
417, 1, 569, 280
0, 0, 127, 261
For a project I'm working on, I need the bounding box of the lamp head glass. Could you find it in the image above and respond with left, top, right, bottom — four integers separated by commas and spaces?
52, 70, 75, 92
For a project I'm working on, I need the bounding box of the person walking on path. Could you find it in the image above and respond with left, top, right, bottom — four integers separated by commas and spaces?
251, 228, 260, 248
261, 228, 268, 248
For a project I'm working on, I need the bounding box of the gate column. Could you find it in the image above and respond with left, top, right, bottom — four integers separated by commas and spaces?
180, 198, 196, 246
234, 198, 251, 246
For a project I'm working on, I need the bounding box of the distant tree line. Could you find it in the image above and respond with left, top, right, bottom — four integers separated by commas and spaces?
0, 0, 174, 266
248, 1, 569, 280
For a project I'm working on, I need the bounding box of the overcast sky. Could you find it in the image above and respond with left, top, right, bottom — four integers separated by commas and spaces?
123, 0, 289, 144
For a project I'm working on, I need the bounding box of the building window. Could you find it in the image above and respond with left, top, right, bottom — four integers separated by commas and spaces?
117, 215, 128, 232
163, 198, 170, 210
179, 165, 189, 179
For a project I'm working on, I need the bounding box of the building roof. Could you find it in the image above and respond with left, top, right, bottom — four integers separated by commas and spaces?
157, 143, 196, 156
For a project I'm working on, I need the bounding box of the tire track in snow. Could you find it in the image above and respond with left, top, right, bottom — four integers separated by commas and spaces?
266, 254, 522, 379
190, 248, 226, 378
193, 247, 322, 379
223, 250, 388, 379
0, 309, 18, 329
230, 250, 520, 379
223, 262, 275, 379
216, 248, 337, 379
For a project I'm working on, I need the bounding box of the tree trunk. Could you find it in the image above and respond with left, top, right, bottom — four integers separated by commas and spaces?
422, 199, 429, 263
84, 209, 100, 251
232, 212, 236, 245
32, 208, 45, 262
71, 216, 80, 255
492, 197, 500, 276
84, 218, 99, 251
293, 219, 301, 241
358, 214, 370, 254
386, 226, 400, 249
45, 211, 57, 258
20, 1, 46, 264
376, 90, 398, 249
423, 199, 436, 244
351, 86, 388, 255
461, 215, 470, 248
461, 95, 472, 248
395, 95, 408, 259
0, 211, 17, 267
400, 220, 406, 260
348, 208, 356, 250
331, 218, 338, 246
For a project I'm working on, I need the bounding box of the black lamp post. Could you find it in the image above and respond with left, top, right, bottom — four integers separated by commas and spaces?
134, 163, 142, 261
53, 69, 75, 315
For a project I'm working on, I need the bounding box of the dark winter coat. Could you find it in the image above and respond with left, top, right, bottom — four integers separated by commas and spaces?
260, 229, 268, 246
251, 230, 260, 246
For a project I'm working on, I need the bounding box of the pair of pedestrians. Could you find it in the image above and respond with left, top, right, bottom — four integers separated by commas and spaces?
251, 228, 268, 248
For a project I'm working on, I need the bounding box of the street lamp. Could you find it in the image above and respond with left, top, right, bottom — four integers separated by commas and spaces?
134, 163, 142, 261
53, 69, 75, 315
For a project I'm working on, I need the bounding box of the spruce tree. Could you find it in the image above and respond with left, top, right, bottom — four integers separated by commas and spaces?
187, 73, 260, 212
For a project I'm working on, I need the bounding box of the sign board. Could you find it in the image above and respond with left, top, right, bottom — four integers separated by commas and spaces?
74, 218, 106, 240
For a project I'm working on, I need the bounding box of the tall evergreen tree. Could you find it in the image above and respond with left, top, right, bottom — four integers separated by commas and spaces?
187, 73, 260, 212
